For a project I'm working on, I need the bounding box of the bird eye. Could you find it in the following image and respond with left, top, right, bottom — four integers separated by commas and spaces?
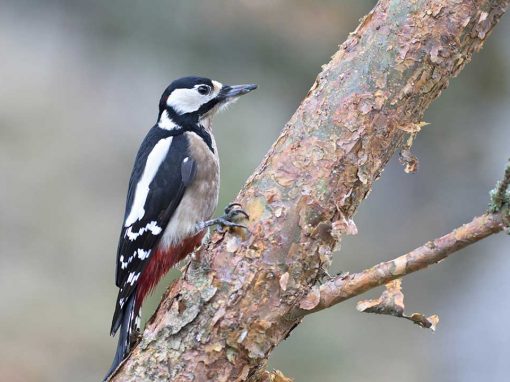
197, 85, 210, 95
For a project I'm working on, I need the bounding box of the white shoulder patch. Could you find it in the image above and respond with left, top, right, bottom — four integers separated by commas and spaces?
124, 137, 173, 227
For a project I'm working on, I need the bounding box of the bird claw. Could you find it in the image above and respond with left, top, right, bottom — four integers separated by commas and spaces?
214, 203, 250, 234
199, 203, 250, 234
214, 218, 248, 234
224, 202, 249, 220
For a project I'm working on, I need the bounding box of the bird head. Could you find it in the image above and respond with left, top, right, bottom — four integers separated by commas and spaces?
158, 76, 257, 128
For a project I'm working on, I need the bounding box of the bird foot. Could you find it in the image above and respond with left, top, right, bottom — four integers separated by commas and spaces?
200, 203, 250, 234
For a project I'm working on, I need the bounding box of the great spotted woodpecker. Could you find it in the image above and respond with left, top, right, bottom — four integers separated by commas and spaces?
104, 76, 256, 379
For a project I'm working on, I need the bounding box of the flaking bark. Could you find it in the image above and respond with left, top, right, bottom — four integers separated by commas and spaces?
110, 1, 509, 380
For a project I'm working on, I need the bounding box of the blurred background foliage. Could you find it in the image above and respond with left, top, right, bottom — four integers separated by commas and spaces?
0, 1, 509, 381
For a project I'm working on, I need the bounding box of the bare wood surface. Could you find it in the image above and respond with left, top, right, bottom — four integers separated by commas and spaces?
110, 1, 509, 380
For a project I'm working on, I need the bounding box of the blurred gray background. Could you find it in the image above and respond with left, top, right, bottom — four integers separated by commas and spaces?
0, 1, 509, 381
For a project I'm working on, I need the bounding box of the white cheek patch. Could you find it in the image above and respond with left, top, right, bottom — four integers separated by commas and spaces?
166, 83, 222, 115
167, 88, 205, 114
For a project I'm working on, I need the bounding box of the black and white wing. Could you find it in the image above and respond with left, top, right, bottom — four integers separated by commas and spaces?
111, 128, 195, 334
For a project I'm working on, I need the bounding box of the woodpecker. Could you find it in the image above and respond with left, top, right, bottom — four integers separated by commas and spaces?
104, 76, 256, 380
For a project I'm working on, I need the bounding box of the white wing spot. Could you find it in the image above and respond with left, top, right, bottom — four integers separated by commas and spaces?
125, 221, 162, 241
119, 254, 135, 270
127, 272, 140, 286
137, 248, 151, 260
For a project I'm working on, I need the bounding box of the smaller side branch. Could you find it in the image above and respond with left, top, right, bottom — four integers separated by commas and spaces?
293, 212, 508, 318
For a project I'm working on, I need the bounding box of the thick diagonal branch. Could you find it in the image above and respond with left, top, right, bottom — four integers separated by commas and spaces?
110, 1, 509, 381
292, 212, 508, 318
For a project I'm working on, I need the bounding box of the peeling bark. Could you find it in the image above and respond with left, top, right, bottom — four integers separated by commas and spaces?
110, 1, 509, 381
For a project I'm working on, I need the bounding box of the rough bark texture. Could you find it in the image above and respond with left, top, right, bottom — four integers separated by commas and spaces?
111, 1, 509, 381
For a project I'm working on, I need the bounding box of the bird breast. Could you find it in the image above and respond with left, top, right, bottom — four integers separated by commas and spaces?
159, 131, 220, 249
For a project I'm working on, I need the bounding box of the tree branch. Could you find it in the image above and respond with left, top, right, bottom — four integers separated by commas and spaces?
292, 211, 508, 318
110, 1, 509, 380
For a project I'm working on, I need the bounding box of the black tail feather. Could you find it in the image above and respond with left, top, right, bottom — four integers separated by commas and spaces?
103, 294, 136, 381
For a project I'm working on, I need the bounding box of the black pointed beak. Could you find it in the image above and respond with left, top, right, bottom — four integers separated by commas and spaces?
220, 84, 257, 98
